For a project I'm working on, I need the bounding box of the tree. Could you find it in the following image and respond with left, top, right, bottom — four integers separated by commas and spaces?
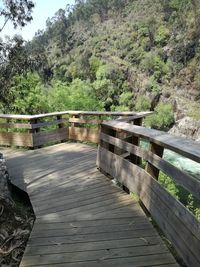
0, 0, 35, 110
0, 0, 34, 32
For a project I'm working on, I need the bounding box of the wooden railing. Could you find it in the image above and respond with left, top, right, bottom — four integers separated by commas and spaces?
97, 120, 200, 267
0, 111, 151, 148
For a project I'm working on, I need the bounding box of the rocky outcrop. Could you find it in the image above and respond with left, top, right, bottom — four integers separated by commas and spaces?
169, 117, 200, 141
0, 154, 35, 266
0, 153, 12, 204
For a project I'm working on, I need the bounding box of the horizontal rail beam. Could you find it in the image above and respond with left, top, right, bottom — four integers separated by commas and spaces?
0, 111, 151, 120
102, 121, 200, 163
100, 132, 200, 200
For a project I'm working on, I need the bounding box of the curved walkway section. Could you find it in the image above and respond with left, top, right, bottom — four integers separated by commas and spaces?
2, 143, 179, 267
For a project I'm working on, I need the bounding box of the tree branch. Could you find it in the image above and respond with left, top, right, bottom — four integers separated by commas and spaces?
0, 17, 10, 33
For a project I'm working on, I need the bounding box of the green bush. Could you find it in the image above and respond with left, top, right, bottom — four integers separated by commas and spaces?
135, 95, 151, 111
119, 92, 133, 107
10, 72, 48, 114
141, 51, 169, 79
155, 25, 170, 46
48, 79, 104, 111
113, 91, 134, 111
159, 172, 200, 219
89, 56, 103, 72
159, 172, 179, 199
146, 76, 161, 93
145, 103, 174, 130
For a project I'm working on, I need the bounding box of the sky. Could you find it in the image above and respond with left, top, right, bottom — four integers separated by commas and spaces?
0, 0, 75, 41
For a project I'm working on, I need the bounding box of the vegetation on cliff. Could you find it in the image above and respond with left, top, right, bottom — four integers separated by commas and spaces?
0, 0, 199, 131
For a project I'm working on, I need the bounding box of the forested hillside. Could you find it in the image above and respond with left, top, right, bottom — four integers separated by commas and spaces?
1, 0, 200, 136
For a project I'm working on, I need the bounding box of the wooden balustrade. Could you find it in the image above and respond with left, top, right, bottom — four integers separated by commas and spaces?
97, 120, 200, 267
0, 111, 152, 148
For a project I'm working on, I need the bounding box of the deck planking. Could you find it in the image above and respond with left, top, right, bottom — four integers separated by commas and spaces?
2, 143, 179, 267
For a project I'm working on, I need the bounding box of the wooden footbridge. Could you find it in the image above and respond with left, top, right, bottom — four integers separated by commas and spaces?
0, 111, 200, 267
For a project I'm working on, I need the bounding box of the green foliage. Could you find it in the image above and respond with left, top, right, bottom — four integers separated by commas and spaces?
0, 0, 34, 32
92, 78, 115, 110
10, 72, 48, 114
119, 92, 133, 107
1, 0, 200, 120
145, 103, 174, 130
159, 172, 179, 199
48, 79, 103, 111
194, 72, 200, 88
155, 25, 170, 46
113, 91, 134, 111
159, 172, 200, 219
146, 76, 162, 93
89, 56, 104, 73
135, 95, 151, 111
141, 51, 170, 79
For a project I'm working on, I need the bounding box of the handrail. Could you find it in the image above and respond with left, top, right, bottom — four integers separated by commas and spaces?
97, 120, 200, 267
0, 111, 152, 148
0, 111, 152, 120
102, 120, 200, 163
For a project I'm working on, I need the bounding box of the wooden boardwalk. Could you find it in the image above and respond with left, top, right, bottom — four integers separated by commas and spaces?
2, 143, 179, 267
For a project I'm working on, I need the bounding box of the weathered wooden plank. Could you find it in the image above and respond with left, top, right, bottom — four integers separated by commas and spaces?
34, 185, 132, 214
24, 236, 163, 256
97, 146, 200, 267
69, 127, 99, 143
25, 254, 177, 267
25, 228, 159, 247
99, 132, 200, 200
21, 244, 168, 266
0, 122, 32, 129
34, 261, 179, 267
0, 132, 33, 147
102, 121, 200, 163
116, 112, 153, 122
31, 222, 152, 238
32, 217, 150, 231
36, 193, 134, 217
0, 111, 145, 120
32, 128, 68, 147
69, 118, 103, 124
31, 118, 67, 129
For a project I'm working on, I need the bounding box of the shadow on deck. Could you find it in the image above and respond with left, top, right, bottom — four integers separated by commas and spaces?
2, 143, 178, 267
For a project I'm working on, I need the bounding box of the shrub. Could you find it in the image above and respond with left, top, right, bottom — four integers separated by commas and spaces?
135, 96, 151, 111
119, 92, 134, 107
146, 76, 161, 93
141, 51, 169, 79
155, 25, 170, 46
48, 79, 104, 111
10, 72, 48, 114
159, 172, 179, 199
145, 103, 174, 130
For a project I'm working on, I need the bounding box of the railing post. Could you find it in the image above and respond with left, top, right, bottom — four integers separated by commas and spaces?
57, 115, 64, 128
129, 135, 141, 165
133, 117, 143, 126
57, 115, 67, 142
6, 118, 10, 132
71, 115, 79, 127
145, 142, 164, 179
29, 118, 40, 148
100, 125, 116, 152
98, 115, 101, 129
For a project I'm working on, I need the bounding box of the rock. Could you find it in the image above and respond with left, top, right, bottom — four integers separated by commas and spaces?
0, 154, 35, 266
0, 154, 12, 203
169, 117, 200, 141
